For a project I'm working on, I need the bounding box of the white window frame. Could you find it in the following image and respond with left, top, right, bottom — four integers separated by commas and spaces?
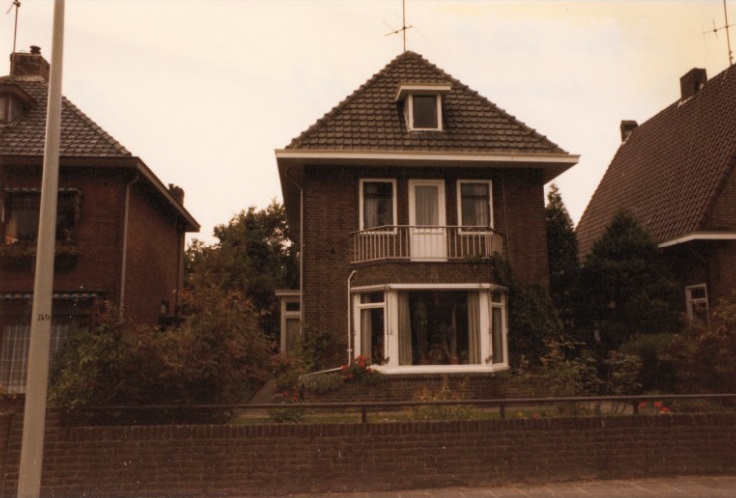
457, 180, 493, 233
353, 292, 387, 363
275, 290, 301, 356
406, 94, 444, 131
353, 284, 509, 374
359, 179, 397, 232
685, 284, 709, 324
488, 290, 509, 369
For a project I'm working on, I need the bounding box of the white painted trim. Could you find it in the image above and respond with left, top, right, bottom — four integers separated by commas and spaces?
351, 283, 508, 292
409, 179, 447, 261
659, 232, 736, 248
457, 179, 494, 230
395, 84, 452, 101
374, 364, 510, 375
275, 149, 580, 165
406, 94, 444, 131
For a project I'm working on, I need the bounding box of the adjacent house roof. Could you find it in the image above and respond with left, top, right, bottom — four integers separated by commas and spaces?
0, 78, 131, 158
0, 51, 199, 232
576, 63, 736, 257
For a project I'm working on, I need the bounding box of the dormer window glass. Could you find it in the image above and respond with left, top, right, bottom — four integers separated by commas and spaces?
0, 95, 21, 124
396, 84, 451, 132
411, 95, 439, 129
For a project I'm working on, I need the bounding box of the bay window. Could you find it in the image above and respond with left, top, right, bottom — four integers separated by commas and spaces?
354, 286, 508, 372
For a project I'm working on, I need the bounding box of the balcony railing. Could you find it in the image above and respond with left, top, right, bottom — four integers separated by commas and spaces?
350, 225, 504, 264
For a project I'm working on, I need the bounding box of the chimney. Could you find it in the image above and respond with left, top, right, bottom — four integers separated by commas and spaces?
620, 120, 638, 142
9, 46, 50, 82
680, 68, 707, 100
168, 184, 185, 205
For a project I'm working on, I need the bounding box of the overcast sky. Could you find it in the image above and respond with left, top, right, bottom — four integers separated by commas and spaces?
2, 0, 733, 245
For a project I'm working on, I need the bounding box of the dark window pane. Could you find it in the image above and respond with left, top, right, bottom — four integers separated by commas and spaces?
412, 95, 438, 129
363, 181, 394, 229
461, 182, 490, 226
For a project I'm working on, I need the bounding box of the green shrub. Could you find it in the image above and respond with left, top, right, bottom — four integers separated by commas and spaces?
411, 377, 475, 421
619, 333, 676, 392
663, 296, 736, 393
300, 372, 342, 394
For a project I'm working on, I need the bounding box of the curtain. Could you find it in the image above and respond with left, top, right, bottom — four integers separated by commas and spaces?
467, 292, 481, 364
0, 323, 68, 393
360, 309, 372, 360
461, 183, 489, 227
415, 186, 438, 225
491, 306, 505, 364
398, 292, 412, 365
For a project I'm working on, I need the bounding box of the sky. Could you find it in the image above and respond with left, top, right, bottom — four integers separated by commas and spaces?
1, 0, 734, 245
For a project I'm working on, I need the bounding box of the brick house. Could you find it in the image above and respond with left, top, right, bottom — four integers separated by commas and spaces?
275, 51, 578, 374
0, 47, 199, 392
576, 64, 736, 322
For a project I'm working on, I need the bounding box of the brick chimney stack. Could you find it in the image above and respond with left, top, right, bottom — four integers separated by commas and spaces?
620, 120, 638, 142
9, 46, 50, 82
168, 184, 185, 205
680, 68, 707, 100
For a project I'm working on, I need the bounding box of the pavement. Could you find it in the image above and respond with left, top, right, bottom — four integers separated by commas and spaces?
287, 475, 736, 497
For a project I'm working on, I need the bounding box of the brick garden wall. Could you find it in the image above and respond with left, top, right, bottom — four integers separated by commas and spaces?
0, 409, 734, 497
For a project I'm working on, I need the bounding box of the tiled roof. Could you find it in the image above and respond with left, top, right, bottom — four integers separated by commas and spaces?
286, 51, 567, 155
0, 77, 131, 158
576, 63, 736, 257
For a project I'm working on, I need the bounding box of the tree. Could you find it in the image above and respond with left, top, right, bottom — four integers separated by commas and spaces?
577, 210, 679, 351
186, 200, 299, 343
545, 184, 579, 332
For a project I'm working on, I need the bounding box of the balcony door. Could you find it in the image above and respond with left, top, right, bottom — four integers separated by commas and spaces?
408, 180, 446, 261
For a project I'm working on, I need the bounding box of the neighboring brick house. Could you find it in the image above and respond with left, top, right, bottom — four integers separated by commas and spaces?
0, 47, 199, 392
576, 64, 736, 322
275, 51, 578, 374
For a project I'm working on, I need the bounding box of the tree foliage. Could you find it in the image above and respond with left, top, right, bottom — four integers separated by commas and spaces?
545, 184, 579, 331
186, 200, 298, 342
491, 255, 562, 365
577, 210, 679, 351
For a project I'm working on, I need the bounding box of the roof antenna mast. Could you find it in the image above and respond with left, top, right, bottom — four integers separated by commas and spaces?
385, 0, 413, 52
6, 0, 20, 53
704, 0, 734, 66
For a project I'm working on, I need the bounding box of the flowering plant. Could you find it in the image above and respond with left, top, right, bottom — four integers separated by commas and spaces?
637, 400, 672, 415
340, 355, 380, 384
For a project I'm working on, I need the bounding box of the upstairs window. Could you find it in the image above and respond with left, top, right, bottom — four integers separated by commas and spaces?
360, 179, 396, 230
411, 95, 440, 129
0, 85, 35, 125
458, 181, 492, 228
685, 284, 709, 324
396, 84, 451, 132
2, 189, 80, 245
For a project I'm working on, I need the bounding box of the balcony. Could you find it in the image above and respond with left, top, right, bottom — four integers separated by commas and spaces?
350, 225, 504, 264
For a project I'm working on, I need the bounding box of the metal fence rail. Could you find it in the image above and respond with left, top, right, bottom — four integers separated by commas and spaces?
72, 394, 736, 425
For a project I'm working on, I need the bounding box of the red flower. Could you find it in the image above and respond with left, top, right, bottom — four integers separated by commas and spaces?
653, 401, 662, 409
638, 401, 647, 409
660, 406, 671, 413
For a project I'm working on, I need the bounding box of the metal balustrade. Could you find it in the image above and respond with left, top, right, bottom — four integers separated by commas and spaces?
350, 225, 504, 263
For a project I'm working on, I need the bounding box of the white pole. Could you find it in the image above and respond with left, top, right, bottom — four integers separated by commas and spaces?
18, 1, 65, 497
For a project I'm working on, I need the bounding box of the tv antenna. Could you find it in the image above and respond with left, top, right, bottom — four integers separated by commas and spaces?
385, 0, 413, 52
703, 0, 734, 66
6, 0, 20, 53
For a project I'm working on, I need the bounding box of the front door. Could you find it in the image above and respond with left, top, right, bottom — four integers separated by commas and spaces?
409, 180, 446, 260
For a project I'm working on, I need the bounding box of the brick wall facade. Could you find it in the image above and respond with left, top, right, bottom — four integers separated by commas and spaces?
0, 163, 188, 327
301, 164, 549, 363
0, 410, 733, 497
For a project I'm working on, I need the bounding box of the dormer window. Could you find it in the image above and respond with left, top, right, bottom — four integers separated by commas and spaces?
0, 84, 35, 125
396, 83, 451, 132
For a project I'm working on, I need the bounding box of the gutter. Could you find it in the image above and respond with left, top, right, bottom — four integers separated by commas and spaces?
119, 173, 139, 319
